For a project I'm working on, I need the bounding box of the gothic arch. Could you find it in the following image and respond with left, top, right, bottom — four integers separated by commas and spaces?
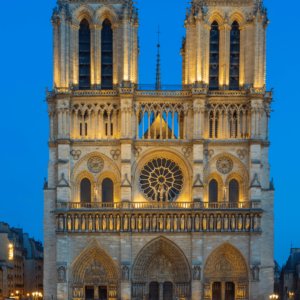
227, 7, 248, 27
71, 151, 121, 182
205, 172, 223, 185
76, 171, 95, 184
72, 4, 95, 26
205, 8, 226, 26
132, 236, 191, 283
96, 5, 119, 25
70, 243, 119, 285
97, 170, 118, 184
225, 172, 244, 184
203, 242, 249, 284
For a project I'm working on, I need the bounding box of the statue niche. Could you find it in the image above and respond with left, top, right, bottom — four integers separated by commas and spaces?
84, 260, 108, 285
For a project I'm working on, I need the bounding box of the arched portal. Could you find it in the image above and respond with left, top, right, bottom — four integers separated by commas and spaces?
71, 246, 118, 300
203, 242, 249, 300
132, 237, 191, 300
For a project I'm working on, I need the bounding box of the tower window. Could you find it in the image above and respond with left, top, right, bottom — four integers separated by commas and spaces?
229, 21, 240, 90
230, 111, 238, 138
229, 179, 239, 202
79, 19, 91, 90
101, 19, 113, 90
209, 179, 218, 202
102, 178, 114, 202
80, 178, 91, 203
209, 21, 219, 90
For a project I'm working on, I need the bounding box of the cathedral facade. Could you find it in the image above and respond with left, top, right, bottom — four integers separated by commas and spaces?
43, 1, 274, 300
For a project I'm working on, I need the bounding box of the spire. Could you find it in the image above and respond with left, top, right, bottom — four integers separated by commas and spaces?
155, 26, 161, 91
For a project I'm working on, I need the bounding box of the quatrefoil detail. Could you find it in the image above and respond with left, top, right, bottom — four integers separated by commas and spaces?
182, 147, 192, 157
70, 150, 82, 160
110, 150, 121, 160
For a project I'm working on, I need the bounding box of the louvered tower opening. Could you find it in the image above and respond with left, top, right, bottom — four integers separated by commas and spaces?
209, 21, 219, 90
229, 21, 240, 90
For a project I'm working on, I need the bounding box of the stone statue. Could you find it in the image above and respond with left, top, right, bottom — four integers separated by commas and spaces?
122, 266, 129, 281
159, 215, 164, 231
109, 215, 114, 231
203, 215, 207, 231
96, 215, 100, 231
252, 266, 259, 280
164, 186, 169, 202
216, 215, 221, 231
195, 214, 200, 231
245, 215, 250, 231
180, 215, 185, 231
187, 215, 192, 231
152, 215, 157, 231
103, 215, 107, 231
81, 215, 86, 231
131, 215, 136, 231
238, 215, 243, 231
58, 216, 64, 231
158, 184, 165, 202
138, 215, 143, 231
94, 186, 98, 199
116, 215, 120, 231
58, 267, 65, 282
67, 215, 71, 231
254, 214, 260, 231
224, 215, 228, 231
75, 215, 79, 231
89, 215, 93, 231
166, 216, 171, 231
174, 215, 178, 231
193, 266, 200, 281
231, 215, 236, 231
124, 214, 128, 231
145, 215, 150, 230
209, 215, 214, 231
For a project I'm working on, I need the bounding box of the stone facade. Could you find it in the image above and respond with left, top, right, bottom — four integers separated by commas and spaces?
44, 1, 274, 300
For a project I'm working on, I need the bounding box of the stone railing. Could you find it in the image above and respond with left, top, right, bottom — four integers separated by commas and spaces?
56, 201, 261, 211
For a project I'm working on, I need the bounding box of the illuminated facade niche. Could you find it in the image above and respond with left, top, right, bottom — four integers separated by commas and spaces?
44, 1, 274, 300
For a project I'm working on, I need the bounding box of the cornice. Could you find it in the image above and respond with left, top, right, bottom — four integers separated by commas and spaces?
120, 139, 133, 144
192, 139, 205, 145
204, 140, 249, 146
134, 140, 193, 147
249, 139, 262, 145
72, 140, 120, 146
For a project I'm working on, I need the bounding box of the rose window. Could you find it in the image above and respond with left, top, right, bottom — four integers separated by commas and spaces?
140, 158, 184, 202
216, 157, 233, 174
87, 157, 104, 173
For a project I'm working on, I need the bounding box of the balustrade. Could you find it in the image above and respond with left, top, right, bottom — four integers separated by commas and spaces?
56, 211, 262, 233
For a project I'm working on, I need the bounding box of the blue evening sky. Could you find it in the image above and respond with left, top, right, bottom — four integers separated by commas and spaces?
0, 0, 298, 267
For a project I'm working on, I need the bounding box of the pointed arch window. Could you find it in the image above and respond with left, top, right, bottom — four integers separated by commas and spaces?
80, 178, 91, 203
230, 111, 238, 138
229, 179, 239, 202
229, 21, 240, 90
102, 178, 114, 202
209, 111, 218, 139
101, 19, 113, 90
209, 179, 218, 202
79, 19, 91, 90
209, 21, 219, 90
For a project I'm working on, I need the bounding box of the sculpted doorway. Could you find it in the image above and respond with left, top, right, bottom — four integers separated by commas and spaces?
203, 242, 249, 300
132, 237, 191, 300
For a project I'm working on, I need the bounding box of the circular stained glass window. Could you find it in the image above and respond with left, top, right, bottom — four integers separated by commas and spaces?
140, 158, 184, 202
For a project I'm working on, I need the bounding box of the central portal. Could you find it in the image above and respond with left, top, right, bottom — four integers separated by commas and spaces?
163, 282, 173, 300
149, 282, 159, 300
99, 286, 107, 300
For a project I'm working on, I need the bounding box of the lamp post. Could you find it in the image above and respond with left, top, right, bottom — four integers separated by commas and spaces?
269, 294, 279, 300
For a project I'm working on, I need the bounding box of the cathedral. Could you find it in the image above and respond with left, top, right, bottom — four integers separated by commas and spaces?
43, 0, 274, 300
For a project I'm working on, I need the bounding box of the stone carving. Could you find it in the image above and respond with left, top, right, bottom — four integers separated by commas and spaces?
81, 215, 86, 231
182, 147, 192, 157
58, 216, 64, 231
75, 215, 79, 231
159, 215, 164, 231
88, 215, 93, 231
209, 215, 214, 231
145, 215, 150, 230
180, 215, 185, 231
96, 215, 100, 231
57, 266, 66, 282
254, 214, 260, 231
245, 215, 250, 231
138, 215, 142, 231
231, 215, 236, 231
203, 215, 207, 231
85, 260, 107, 285
140, 158, 184, 202
94, 186, 98, 200
215, 259, 232, 271
195, 214, 200, 231
67, 215, 72, 231
87, 156, 104, 173
238, 215, 243, 231
132, 284, 146, 298
116, 215, 120, 231
203, 284, 211, 299
237, 149, 247, 159
217, 157, 233, 174
193, 265, 201, 281
252, 266, 260, 281
217, 215, 222, 231
131, 215, 136, 231
174, 215, 178, 231
187, 215, 192, 231
237, 285, 246, 298
70, 150, 81, 160
73, 287, 84, 298
152, 215, 157, 231
224, 215, 229, 231
109, 215, 114, 231
110, 149, 121, 160
103, 215, 107, 231
132, 146, 142, 157
124, 215, 128, 231
122, 266, 130, 281
204, 149, 214, 160
175, 283, 190, 298
166, 216, 171, 231
108, 286, 117, 298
